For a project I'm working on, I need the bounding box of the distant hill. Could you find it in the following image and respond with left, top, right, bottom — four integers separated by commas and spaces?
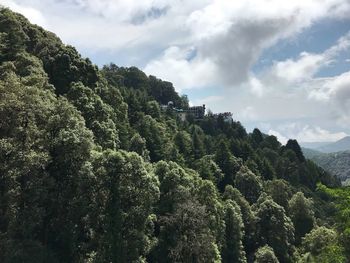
301, 141, 331, 150
303, 148, 350, 184
316, 136, 350, 153
302, 147, 324, 158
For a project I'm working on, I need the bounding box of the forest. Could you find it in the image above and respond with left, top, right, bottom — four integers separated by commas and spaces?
0, 7, 349, 263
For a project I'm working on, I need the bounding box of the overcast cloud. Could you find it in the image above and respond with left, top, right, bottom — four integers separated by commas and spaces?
2, 0, 350, 144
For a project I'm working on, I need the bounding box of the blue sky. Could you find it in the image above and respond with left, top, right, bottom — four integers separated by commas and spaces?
3, 0, 350, 144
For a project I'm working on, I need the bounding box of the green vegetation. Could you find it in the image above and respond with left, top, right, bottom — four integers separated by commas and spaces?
0, 7, 348, 262
303, 148, 350, 184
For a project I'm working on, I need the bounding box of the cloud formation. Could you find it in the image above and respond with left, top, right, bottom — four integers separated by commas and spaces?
2, 0, 350, 143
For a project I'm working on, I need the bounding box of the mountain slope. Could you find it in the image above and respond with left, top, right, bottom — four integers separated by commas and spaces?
303, 148, 350, 184
317, 136, 350, 153
0, 7, 347, 263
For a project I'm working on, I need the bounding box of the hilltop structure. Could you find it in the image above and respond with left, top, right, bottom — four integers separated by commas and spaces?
161, 101, 206, 120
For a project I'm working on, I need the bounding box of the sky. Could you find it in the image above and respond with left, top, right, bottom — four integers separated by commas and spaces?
2, 0, 350, 144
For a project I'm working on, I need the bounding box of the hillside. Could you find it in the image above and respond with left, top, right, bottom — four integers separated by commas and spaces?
303, 148, 350, 184
0, 7, 348, 263
316, 136, 350, 153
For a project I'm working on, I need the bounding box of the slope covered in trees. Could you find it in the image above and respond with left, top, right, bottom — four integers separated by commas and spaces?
0, 8, 347, 262
303, 148, 350, 185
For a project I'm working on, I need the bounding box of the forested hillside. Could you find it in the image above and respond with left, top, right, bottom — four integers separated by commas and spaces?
0, 8, 348, 263
303, 148, 350, 185
317, 136, 350, 153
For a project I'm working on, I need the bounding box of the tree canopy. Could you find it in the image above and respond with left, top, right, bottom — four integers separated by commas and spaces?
0, 7, 347, 263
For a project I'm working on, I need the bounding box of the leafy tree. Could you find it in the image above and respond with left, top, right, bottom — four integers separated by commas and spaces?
129, 133, 150, 161
300, 226, 345, 261
0, 69, 57, 261
92, 150, 159, 263
254, 245, 279, 263
137, 115, 168, 162
153, 161, 221, 262
234, 166, 263, 204
161, 198, 221, 263
285, 139, 305, 162
195, 179, 225, 250
192, 129, 206, 160
253, 194, 295, 262
146, 100, 161, 119
0, 8, 27, 61
275, 153, 300, 185
194, 155, 224, 186
44, 97, 96, 262
221, 200, 247, 263
288, 192, 315, 244
223, 186, 257, 256
215, 139, 242, 190
260, 135, 281, 151
317, 184, 350, 258
265, 179, 293, 210
67, 82, 120, 149
258, 157, 276, 180
174, 131, 193, 161
250, 128, 264, 148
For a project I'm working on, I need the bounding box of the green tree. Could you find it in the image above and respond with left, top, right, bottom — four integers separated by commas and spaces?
0, 8, 27, 61
93, 150, 159, 263
192, 129, 206, 160
194, 155, 224, 186
288, 192, 315, 244
317, 184, 350, 258
234, 166, 263, 204
285, 139, 305, 162
221, 200, 247, 263
146, 100, 161, 119
137, 115, 168, 162
253, 194, 295, 262
265, 179, 293, 210
161, 198, 221, 263
223, 186, 256, 256
254, 245, 279, 263
250, 128, 264, 148
129, 133, 150, 161
66, 81, 120, 149
215, 139, 242, 191
300, 226, 346, 262
0, 69, 57, 262
174, 131, 193, 161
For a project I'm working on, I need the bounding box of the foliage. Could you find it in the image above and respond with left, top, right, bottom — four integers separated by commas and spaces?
254, 245, 279, 263
0, 7, 347, 263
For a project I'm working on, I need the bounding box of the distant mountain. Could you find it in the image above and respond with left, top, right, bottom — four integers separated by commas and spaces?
302, 147, 323, 158
301, 141, 331, 150
317, 136, 350, 153
303, 148, 350, 184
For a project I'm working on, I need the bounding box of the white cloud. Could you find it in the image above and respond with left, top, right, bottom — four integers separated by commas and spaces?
268, 130, 289, 145
144, 46, 217, 92
240, 106, 257, 121
4, 0, 350, 83
270, 124, 347, 143
191, 95, 224, 106
1, 0, 46, 26
272, 52, 325, 82
2, 0, 350, 144
266, 33, 350, 85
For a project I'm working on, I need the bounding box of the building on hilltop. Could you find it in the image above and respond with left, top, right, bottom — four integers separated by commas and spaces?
161, 102, 206, 121
186, 105, 206, 119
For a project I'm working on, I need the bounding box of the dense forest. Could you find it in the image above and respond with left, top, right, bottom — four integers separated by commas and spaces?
303, 148, 350, 185
0, 7, 349, 263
